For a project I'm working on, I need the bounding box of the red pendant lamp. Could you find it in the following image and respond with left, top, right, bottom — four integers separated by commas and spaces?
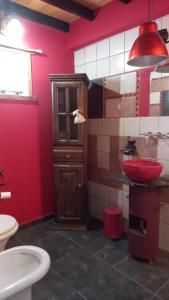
155, 59, 169, 73
127, 0, 168, 67
128, 21, 168, 67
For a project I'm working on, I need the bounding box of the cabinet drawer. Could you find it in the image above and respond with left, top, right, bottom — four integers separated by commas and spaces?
54, 150, 84, 162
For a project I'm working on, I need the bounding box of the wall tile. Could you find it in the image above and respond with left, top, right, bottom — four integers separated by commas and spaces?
109, 187, 123, 207
110, 53, 125, 75
162, 15, 169, 32
104, 75, 121, 97
125, 27, 139, 52
123, 208, 129, 220
85, 44, 96, 63
88, 181, 100, 198
97, 151, 110, 169
150, 92, 161, 105
75, 64, 86, 74
98, 118, 120, 136
97, 135, 110, 152
87, 119, 98, 135
157, 139, 169, 161
97, 38, 109, 60
85, 61, 97, 80
110, 32, 124, 55
97, 58, 109, 78
123, 190, 129, 209
139, 117, 159, 135
123, 117, 139, 137
74, 48, 85, 66
159, 222, 169, 251
121, 96, 136, 117
158, 116, 169, 133
89, 196, 99, 219
135, 136, 157, 159
105, 98, 121, 118
119, 118, 124, 136
151, 77, 169, 92
120, 72, 137, 94
98, 119, 104, 135
160, 202, 169, 224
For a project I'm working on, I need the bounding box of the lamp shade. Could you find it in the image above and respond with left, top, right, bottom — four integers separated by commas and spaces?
128, 21, 168, 67
156, 60, 169, 73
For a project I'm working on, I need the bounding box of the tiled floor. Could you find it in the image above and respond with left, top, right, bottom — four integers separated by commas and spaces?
7, 218, 169, 300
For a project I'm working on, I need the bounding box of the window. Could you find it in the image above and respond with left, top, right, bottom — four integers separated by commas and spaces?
0, 47, 32, 97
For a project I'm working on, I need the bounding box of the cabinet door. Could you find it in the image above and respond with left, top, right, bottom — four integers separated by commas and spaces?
54, 164, 87, 224
52, 82, 85, 145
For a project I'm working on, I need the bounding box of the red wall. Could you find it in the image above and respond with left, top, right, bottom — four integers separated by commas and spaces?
0, 19, 73, 224
67, 0, 169, 50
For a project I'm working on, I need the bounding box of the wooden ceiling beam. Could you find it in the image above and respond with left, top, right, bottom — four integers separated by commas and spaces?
119, 0, 132, 4
41, 0, 96, 21
0, 0, 69, 32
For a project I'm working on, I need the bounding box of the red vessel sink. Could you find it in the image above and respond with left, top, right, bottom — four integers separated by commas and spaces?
122, 159, 163, 182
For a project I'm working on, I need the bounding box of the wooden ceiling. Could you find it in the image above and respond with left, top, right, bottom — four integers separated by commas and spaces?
10, 0, 114, 23
0, 0, 132, 32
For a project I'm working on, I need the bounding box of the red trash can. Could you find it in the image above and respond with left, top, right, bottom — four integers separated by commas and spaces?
104, 206, 123, 239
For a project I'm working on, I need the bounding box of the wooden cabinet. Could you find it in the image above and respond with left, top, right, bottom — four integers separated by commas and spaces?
50, 74, 88, 230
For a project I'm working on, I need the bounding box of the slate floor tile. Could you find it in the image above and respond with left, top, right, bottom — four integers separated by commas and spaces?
6, 236, 22, 249
80, 267, 153, 300
15, 220, 57, 244
115, 256, 169, 293
85, 235, 129, 265
53, 248, 110, 290
67, 292, 86, 300
32, 268, 75, 300
59, 229, 102, 247
34, 232, 79, 262
157, 280, 169, 299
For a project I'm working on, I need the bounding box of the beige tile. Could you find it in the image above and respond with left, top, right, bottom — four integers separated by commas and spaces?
87, 119, 97, 135
120, 72, 136, 94
109, 187, 123, 207
97, 151, 110, 169
104, 75, 121, 94
158, 116, 169, 133
123, 208, 129, 220
89, 197, 99, 219
151, 77, 169, 92
157, 139, 169, 161
122, 190, 129, 209
159, 222, 169, 251
99, 118, 120, 136
160, 202, 169, 225
98, 119, 104, 135
105, 98, 121, 118
88, 181, 100, 199
123, 117, 139, 137
97, 135, 110, 153
149, 104, 160, 116
121, 96, 136, 117
139, 117, 159, 135
150, 92, 161, 105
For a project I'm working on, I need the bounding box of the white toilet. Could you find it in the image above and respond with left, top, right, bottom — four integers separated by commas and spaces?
0, 215, 19, 251
0, 245, 51, 300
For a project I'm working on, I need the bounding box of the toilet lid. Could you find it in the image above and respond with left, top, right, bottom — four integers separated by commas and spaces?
0, 215, 17, 235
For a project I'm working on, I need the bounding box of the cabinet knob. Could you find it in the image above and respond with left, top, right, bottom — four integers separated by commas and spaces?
66, 154, 71, 158
78, 183, 82, 188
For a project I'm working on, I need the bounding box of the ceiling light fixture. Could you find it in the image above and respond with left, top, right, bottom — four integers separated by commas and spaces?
127, 0, 168, 67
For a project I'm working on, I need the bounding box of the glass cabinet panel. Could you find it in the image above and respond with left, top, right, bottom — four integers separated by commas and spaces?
58, 87, 66, 112
69, 87, 77, 112
70, 116, 78, 140
58, 115, 67, 139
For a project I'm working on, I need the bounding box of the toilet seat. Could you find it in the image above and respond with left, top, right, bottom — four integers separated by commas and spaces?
0, 215, 17, 235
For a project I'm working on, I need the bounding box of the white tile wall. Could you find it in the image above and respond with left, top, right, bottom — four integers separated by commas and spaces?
74, 49, 85, 66
123, 117, 139, 137
75, 64, 86, 74
139, 117, 159, 134
85, 44, 96, 63
120, 72, 136, 94
158, 116, 169, 133
110, 32, 124, 56
124, 27, 139, 52
150, 92, 161, 105
97, 38, 109, 60
97, 57, 109, 78
85, 61, 97, 80
110, 53, 125, 75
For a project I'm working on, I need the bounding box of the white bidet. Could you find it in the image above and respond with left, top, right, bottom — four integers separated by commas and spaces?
0, 245, 50, 300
